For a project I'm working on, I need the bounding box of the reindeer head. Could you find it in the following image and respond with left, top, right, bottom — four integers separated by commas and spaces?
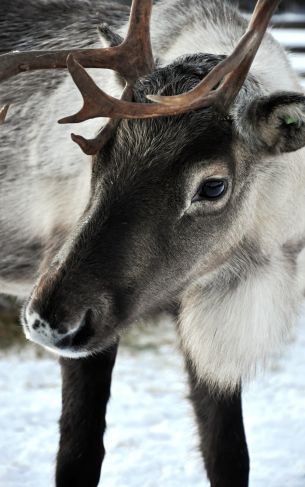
2, 0, 305, 358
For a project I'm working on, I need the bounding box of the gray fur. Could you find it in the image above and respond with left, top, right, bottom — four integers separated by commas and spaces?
201, 238, 270, 296
1, 0, 305, 392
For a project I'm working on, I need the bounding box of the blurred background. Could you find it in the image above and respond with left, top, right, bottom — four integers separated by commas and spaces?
1, 1, 305, 486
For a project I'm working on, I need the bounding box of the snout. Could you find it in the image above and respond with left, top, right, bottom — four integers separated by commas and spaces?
22, 306, 94, 358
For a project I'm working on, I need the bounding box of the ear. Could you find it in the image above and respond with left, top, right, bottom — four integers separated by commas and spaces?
98, 23, 125, 88
98, 23, 123, 48
238, 92, 305, 154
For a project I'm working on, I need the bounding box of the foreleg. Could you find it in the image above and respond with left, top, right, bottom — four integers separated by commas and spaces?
56, 343, 118, 487
185, 359, 249, 487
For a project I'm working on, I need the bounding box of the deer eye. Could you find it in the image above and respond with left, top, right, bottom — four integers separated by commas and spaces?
192, 179, 227, 203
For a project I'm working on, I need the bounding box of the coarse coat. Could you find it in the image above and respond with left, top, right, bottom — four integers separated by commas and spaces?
1, 1, 305, 486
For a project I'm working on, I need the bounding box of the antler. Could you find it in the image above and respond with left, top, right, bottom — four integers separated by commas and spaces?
59, 0, 279, 123
0, 0, 279, 154
0, 0, 154, 154
148, 0, 280, 111
0, 0, 154, 84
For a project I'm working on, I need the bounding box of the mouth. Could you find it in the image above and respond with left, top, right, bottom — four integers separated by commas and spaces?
56, 311, 93, 349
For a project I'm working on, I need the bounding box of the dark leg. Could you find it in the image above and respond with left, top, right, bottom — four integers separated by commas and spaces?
185, 360, 249, 487
56, 342, 119, 487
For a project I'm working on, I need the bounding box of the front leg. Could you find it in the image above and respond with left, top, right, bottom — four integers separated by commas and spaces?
185, 359, 249, 487
56, 343, 118, 487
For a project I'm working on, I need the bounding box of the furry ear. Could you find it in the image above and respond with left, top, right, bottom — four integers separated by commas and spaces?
97, 23, 123, 48
238, 92, 305, 154
98, 23, 125, 88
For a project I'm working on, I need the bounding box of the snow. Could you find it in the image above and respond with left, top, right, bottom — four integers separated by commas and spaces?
1, 313, 305, 487
272, 29, 305, 48
272, 14, 305, 23
289, 54, 305, 76
271, 29, 305, 79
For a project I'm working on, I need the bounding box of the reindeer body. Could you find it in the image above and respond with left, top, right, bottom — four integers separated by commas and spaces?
2, 0, 305, 387
1, 1, 305, 485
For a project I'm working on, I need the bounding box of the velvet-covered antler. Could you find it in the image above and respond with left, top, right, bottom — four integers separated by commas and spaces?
0, 0, 154, 154
0, 0, 280, 154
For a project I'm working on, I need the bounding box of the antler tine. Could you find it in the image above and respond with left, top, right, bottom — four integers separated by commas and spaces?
58, 0, 154, 125
59, 56, 152, 124
0, 0, 156, 154
59, 54, 218, 123
216, 0, 280, 111
121, 0, 154, 79
148, 0, 280, 112
71, 119, 120, 156
58, 0, 279, 126
0, 47, 120, 84
0, 0, 279, 155
58, 55, 115, 124
68, 85, 134, 155
0, 0, 153, 84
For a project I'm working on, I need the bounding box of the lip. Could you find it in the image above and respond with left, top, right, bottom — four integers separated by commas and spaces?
44, 344, 92, 359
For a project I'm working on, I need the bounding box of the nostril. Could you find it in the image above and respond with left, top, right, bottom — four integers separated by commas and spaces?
55, 309, 93, 350
32, 320, 40, 330
21, 307, 53, 346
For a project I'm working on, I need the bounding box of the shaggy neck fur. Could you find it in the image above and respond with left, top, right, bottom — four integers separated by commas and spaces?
1, 0, 305, 390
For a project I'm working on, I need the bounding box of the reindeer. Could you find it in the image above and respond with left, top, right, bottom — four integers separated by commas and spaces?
1, 0, 305, 485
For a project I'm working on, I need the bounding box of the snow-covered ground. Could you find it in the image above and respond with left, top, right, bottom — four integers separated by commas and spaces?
1, 313, 305, 487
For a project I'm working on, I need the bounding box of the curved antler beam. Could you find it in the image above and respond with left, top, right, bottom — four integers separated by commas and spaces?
0, 45, 148, 84
148, 0, 280, 111
59, 0, 280, 125
58, 55, 219, 123
0, 0, 154, 84
0, 0, 279, 155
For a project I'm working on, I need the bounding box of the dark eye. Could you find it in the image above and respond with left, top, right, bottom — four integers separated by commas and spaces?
192, 179, 227, 203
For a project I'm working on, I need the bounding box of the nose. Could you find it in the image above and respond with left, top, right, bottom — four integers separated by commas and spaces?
22, 307, 91, 358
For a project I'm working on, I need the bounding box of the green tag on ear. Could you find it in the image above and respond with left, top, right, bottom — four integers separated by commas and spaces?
284, 115, 302, 128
